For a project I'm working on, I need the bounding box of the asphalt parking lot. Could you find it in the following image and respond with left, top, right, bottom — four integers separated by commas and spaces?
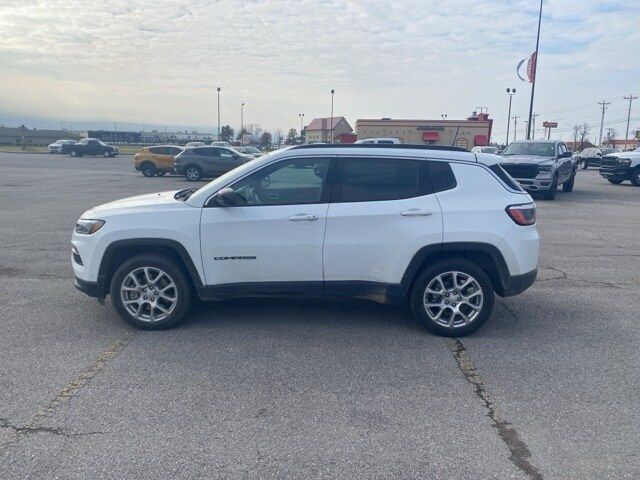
1, 152, 639, 479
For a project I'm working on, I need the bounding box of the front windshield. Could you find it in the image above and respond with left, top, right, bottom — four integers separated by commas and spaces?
503, 142, 555, 156
234, 147, 247, 153
244, 147, 260, 153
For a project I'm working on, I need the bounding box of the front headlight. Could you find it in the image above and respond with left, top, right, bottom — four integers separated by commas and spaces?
75, 219, 105, 234
619, 158, 632, 166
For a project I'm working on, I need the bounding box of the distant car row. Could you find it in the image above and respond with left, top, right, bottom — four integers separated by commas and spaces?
134, 145, 263, 180
48, 138, 118, 157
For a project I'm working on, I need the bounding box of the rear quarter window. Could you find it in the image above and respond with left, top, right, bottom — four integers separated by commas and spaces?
428, 161, 457, 192
489, 164, 523, 191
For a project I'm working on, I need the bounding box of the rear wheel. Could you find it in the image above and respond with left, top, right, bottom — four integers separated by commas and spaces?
608, 178, 624, 184
70, 150, 79, 157
110, 254, 192, 330
580, 161, 588, 169
543, 175, 558, 200
156, 171, 167, 176
184, 165, 203, 181
410, 259, 494, 337
141, 163, 157, 177
103, 151, 110, 158
631, 167, 640, 187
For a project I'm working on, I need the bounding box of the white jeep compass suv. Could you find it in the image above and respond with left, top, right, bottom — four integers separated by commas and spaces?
72, 144, 539, 336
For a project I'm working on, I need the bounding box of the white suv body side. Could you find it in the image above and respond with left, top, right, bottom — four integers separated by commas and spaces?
72, 145, 539, 335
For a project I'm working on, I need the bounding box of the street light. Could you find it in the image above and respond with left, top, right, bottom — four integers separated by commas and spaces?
299, 113, 305, 144
216, 86, 221, 140
506, 88, 516, 145
240, 102, 245, 145
441, 114, 447, 120
330, 89, 335, 143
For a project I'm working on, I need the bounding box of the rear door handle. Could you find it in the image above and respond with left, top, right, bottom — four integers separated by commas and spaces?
400, 209, 433, 217
288, 214, 319, 221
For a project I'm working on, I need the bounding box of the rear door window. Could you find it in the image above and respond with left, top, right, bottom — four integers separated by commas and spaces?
195, 147, 219, 157
332, 157, 426, 203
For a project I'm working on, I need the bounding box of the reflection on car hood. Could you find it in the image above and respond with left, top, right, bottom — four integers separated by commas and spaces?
500, 155, 555, 165
84, 190, 182, 216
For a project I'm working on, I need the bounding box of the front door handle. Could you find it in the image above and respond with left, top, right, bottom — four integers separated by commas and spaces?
400, 209, 433, 217
288, 214, 319, 221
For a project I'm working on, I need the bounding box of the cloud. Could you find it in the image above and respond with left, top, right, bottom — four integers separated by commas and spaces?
0, 0, 638, 142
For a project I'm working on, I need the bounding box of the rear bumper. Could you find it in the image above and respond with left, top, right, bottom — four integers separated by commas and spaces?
75, 276, 105, 299
498, 269, 537, 297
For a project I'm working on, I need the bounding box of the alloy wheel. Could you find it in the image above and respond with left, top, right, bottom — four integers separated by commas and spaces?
422, 271, 484, 328
120, 267, 178, 322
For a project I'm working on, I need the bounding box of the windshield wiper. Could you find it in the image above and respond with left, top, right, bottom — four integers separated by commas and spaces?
174, 188, 197, 201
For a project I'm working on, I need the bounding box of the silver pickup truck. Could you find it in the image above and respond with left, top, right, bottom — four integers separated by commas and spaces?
499, 140, 577, 200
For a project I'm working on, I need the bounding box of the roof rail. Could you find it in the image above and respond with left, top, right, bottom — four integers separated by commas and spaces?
290, 144, 468, 152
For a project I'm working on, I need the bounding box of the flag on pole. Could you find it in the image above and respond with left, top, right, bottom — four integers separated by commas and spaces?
517, 52, 537, 83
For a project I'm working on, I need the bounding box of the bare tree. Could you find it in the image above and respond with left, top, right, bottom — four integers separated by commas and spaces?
604, 127, 616, 147
571, 124, 580, 150
577, 123, 591, 150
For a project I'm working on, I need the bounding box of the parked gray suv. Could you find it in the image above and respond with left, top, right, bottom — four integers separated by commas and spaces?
175, 146, 253, 181
500, 140, 577, 200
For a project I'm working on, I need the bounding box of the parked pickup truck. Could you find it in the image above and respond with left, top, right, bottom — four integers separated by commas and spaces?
599, 148, 640, 186
499, 140, 577, 200
69, 138, 119, 157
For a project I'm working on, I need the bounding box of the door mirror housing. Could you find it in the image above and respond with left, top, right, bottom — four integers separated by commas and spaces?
212, 187, 237, 207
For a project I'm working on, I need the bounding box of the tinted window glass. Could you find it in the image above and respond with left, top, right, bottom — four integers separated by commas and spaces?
167, 147, 182, 155
489, 164, 522, 191
218, 148, 236, 158
335, 158, 420, 202
195, 147, 218, 157
230, 157, 330, 206
148, 147, 162, 154
428, 161, 457, 192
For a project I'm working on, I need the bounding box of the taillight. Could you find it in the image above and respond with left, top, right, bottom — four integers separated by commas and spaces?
506, 203, 536, 226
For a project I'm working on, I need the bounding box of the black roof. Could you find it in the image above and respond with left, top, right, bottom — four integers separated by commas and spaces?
291, 144, 468, 152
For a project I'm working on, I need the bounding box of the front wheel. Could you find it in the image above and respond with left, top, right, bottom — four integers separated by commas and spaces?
184, 165, 203, 181
70, 150, 78, 157
410, 259, 495, 337
631, 167, 640, 187
103, 151, 110, 158
580, 161, 588, 170
543, 176, 558, 200
110, 255, 192, 330
156, 171, 167, 176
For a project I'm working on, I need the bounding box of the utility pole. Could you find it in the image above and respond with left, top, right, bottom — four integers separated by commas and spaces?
240, 102, 245, 145
505, 88, 516, 145
597, 100, 611, 147
299, 113, 305, 143
114, 122, 117, 143
512, 115, 519, 141
527, 0, 543, 140
330, 89, 335, 143
623, 94, 638, 151
532, 113, 539, 139
216, 86, 221, 140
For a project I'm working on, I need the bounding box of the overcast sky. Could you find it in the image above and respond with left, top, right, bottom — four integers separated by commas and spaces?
0, 0, 638, 143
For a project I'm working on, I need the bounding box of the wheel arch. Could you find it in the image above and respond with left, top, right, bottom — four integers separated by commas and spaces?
97, 238, 204, 297
401, 242, 511, 297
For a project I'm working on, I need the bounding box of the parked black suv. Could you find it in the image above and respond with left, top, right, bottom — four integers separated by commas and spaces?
69, 138, 119, 157
500, 140, 577, 200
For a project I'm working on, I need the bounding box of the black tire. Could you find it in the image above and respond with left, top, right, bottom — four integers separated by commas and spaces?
184, 165, 203, 181
631, 167, 640, 187
562, 170, 576, 192
410, 258, 495, 337
110, 254, 192, 330
543, 175, 558, 200
141, 162, 157, 177
70, 150, 78, 157
580, 161, 588, 170
103, 151, 110, 158
156, 171, 167, 176
608, 179, 624, 185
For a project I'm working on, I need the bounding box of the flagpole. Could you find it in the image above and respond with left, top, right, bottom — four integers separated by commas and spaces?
526, 0, 543, 140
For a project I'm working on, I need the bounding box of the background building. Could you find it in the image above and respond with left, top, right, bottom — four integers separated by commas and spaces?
355, 112, 493, 149
304, 116, 352, 143
0, 125, 82, 146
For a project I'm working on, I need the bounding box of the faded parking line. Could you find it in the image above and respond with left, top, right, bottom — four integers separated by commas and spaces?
0, 333, 134, 453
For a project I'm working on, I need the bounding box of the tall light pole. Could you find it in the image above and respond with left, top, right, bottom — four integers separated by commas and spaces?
596, 100, 611, 147
330, 89, 335, 143
113, 122, 117, 143
299, 113, 305, 144
526, 0, 543, 140
441, 114, 447, 120
505, 88, 516, 145
532, 113, 539, 139
240, 102, 245, 145
512, 115, 519, 141
623, 94, 638, 151
216, 86, 221, 140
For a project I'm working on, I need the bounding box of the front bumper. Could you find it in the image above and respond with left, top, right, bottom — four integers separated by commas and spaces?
74, 276, 105, 299
512, 177, 554, 192
599, 165, 631, 181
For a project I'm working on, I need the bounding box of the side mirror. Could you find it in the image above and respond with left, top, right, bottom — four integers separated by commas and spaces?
212, 187, 237, 207
560, 151, 572, 158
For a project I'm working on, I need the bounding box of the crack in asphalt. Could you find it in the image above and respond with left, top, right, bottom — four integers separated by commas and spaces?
448, 339, 543, 480
537, 265, 629, 290
0, 334, 133, 454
